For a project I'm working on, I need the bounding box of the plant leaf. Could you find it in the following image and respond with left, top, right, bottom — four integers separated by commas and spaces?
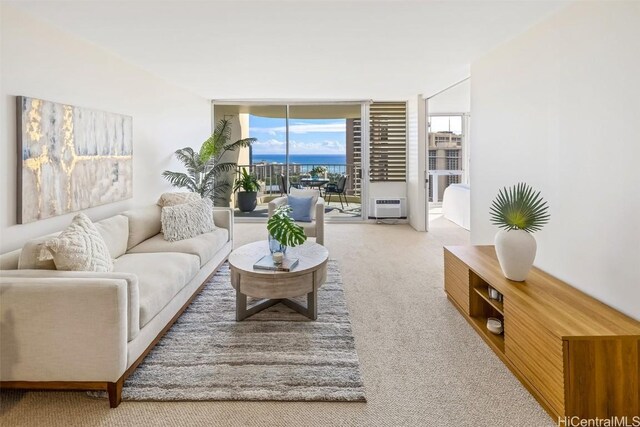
490, 182, 550, 233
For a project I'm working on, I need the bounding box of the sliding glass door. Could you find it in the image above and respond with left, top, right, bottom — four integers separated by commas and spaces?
212, 101, 366, 221
427, 113, 468, 222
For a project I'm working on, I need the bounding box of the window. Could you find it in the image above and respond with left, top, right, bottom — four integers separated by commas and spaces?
369, 102, 407, 182
429, 150, 436, 170
446, 150, 459, 170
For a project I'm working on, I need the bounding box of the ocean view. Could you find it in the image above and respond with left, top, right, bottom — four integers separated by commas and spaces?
251, 154, 347, 165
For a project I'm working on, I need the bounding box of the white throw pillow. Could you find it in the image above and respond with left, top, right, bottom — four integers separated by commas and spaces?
161, 198, 215, 242
41, 213, 114, 272
289, 188, 319, 220
18, 235, 58, 270
157, 192, 201, 207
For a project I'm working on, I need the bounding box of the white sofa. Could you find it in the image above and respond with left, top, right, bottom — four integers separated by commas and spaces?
0, 205, 233, 407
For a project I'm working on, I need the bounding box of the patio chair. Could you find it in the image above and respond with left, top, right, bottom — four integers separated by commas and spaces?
279, 174, 301, 195
325, 175, 349, 210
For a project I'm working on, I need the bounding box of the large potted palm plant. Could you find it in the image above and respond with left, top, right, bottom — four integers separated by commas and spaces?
233, 168, 261, 212
490, 182, 550, 281
162, 119, 256, 206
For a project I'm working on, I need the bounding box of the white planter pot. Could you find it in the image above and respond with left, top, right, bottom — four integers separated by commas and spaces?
494, 229, 537, 282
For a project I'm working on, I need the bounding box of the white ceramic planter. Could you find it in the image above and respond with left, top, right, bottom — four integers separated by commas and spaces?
494, 229, 537, 281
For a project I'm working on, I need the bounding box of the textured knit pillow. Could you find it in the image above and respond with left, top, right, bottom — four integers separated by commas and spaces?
161, 198, 215, 242
157, 192, 201, 207
40, 213, 114, 272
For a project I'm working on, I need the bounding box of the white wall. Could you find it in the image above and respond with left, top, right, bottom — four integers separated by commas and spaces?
471, 1, 640, 320
428, 79, 471, 114
427, 79, 472, 186
0, 5, 211, 252
407, 96, 426, 231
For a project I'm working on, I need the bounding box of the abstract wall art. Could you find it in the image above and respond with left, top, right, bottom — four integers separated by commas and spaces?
17, 96, 133, 224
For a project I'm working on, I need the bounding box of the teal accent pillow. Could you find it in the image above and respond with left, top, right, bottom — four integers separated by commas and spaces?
287, 195, 314, 222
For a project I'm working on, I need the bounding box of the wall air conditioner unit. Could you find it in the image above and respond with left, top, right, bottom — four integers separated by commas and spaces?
370, 198, 407, 219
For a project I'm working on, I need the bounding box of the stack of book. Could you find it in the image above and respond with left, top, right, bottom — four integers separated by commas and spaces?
253, 254, 299, 272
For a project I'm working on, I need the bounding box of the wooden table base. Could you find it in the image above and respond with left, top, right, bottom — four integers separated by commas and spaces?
236, 288, 317, 321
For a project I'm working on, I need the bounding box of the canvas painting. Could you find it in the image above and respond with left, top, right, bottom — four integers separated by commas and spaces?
17, 96, 133, 224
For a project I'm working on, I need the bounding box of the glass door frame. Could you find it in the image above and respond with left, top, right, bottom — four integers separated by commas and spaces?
211, 99, 371, 222
425, 111, 470, 225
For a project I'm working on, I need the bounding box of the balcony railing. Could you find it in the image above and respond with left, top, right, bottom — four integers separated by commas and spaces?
236, 163, 361, 196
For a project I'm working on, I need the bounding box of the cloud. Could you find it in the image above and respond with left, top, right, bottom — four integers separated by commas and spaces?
252, 139, 346, 155
250, 121, 346, 135
251, 138, 286, 153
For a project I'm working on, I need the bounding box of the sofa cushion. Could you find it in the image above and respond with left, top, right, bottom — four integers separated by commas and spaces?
161, 199, 215, 242
127, 228, 229, 267
18, 233, 58, 270
41, 213, 113, 272
123, 205, 162, 250
94, 214, 129, 259
0, 248, 21, 270
114, 252, 200, 327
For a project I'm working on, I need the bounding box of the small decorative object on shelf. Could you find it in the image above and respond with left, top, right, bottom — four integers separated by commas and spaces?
486, 317, 504, 335
488, 286, 503, 302
490, 182, 550, 282
266, 205, 307, 254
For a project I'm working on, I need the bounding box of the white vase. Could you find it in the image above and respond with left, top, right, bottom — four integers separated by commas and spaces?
494, 229, 537, 281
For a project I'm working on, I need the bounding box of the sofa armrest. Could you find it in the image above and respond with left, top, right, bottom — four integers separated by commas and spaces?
0, 269, 139, 341
213, 207, 234, 243
0, 275, 129, 382
268, 196, 288, 217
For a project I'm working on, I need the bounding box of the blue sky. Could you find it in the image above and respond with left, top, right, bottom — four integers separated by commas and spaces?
249, 115, 346, 155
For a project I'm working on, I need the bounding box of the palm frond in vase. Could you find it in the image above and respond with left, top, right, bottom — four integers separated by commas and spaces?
490, 182, 550, 233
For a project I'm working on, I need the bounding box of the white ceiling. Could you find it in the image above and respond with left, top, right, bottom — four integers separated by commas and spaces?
7, 1, 569, 100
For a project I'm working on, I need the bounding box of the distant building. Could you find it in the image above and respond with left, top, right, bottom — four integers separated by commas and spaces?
428, 131, 462, 202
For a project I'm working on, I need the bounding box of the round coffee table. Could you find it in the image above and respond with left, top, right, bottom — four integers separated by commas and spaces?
228, 240, 329, 321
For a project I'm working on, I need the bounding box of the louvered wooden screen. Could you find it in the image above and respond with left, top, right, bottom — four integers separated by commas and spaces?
347, 118, 362, 195
369, 102, 407, 182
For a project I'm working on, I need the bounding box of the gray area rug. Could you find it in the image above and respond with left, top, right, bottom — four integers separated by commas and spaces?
96, 260, 365, 402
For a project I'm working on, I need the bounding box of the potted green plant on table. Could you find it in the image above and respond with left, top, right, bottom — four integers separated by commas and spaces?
162, 119, 256, 206
309, 166, 327, 179
267, 205, 307, 254
233, 168, 261, 212
490, 182, 550, 281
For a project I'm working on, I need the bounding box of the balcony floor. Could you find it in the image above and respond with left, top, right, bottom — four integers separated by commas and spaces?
235, 200, 362, 219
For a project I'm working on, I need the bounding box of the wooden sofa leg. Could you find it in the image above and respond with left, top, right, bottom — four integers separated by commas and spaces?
107, 378, 123, 408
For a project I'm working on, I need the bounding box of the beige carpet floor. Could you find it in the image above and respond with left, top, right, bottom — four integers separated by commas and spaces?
0, 217, 553, 427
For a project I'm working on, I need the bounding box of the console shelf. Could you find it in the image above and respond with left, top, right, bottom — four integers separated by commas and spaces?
444, 245, 640, 422
472, 285, 503, 315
